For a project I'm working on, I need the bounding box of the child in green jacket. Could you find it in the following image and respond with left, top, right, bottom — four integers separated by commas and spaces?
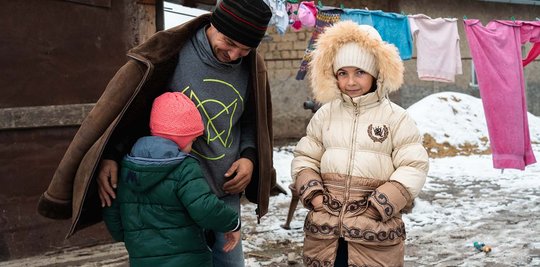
103, 92, 240, 267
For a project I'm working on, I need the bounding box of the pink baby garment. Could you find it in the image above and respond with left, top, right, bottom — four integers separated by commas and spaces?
409, 14, 462, 82
464, 19, 538, 170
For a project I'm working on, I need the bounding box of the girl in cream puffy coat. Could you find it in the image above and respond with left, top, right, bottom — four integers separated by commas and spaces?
291, 21, 429, 267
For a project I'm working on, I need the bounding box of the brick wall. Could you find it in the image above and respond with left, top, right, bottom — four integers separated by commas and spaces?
258, 28, 314, 141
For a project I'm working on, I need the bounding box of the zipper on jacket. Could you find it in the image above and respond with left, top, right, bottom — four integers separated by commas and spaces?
338, 101, 360, 238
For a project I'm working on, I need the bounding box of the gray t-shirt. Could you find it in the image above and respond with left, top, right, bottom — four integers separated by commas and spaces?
167, 26, 256, 197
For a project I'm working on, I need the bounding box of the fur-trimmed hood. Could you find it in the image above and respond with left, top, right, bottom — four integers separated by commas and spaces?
309, 21, 404, 104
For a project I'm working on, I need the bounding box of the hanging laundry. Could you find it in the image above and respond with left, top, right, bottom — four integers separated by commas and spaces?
340, 9, 413, 60
286, 0, 302, 31
340, 8, 373, 26
370, 11, 413, 60
523, 43, 540, 67
296, 6, 342, 80
298, 1, 318, 29
464, 19, 539, 170
408, 14, 462, 82
263, 0, 289, 35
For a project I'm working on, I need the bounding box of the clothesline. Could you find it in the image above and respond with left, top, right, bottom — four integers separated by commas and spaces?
285, 5, 540, 83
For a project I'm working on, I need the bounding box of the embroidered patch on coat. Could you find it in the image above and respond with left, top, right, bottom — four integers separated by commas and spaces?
367, 124, 389, 143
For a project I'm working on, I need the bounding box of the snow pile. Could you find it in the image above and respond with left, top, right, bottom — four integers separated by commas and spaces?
407, 91, 540, 157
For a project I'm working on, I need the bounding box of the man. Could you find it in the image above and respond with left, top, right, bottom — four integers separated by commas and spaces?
37, 1, 275, 266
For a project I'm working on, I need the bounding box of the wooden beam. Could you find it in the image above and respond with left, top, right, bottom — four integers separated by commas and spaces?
0, 104, 95, 130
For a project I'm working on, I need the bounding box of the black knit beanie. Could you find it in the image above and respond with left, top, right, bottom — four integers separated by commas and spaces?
210, 0, 272, 48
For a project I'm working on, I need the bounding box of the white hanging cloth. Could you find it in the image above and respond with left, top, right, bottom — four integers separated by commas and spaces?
408, 14, 462, 83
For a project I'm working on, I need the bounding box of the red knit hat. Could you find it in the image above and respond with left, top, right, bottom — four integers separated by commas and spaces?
150, 92, 204, 149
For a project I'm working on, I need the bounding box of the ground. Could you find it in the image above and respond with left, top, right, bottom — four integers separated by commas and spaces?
2, 145, 540, 267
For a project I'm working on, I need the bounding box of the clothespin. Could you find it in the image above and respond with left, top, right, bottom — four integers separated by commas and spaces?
401, 11, 406, 16
340, 2, 345, 9
463, 15, 467, 20
318, 0, 322, 8
511, 16, 516, 22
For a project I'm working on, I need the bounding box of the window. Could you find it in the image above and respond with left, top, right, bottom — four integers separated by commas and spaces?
470, 61, 479, 88
164, 1, 210, 29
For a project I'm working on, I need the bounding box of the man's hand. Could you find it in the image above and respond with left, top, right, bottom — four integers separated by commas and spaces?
222, 231, 240, 253
223, 158, 253, 194
97, 159, 118, 207
311, 194, 324, 211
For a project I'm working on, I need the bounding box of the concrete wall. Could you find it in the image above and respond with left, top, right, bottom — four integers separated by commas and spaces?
263, 0, 540, 141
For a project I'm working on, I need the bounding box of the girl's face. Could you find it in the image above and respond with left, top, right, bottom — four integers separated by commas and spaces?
335, 67, 375, 98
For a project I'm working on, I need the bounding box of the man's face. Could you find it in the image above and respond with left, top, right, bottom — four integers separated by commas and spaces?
206, 25, 253, 63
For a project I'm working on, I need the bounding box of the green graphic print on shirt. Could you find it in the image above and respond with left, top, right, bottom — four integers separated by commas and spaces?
181, 78, 245, 161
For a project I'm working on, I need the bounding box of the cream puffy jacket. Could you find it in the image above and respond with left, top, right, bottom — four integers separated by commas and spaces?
291, 21, 429, 241
292, 92, 429, 207
291, 91, 429, 265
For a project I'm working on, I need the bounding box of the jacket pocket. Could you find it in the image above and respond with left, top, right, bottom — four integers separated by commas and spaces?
343, 215, 406, 246
362, 204, 382, 221
321, 192, 342, 216
304, 209, 339, 239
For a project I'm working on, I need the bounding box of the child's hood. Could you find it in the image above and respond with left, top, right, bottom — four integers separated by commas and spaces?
309, 20, 404, 104
121, 136, 189, 192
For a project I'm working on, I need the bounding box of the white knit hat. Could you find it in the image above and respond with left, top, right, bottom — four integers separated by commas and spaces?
333, 42, 379, 78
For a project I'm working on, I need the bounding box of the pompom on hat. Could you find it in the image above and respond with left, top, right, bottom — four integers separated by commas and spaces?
211, 0, 272, 48
150, 92, 204, 149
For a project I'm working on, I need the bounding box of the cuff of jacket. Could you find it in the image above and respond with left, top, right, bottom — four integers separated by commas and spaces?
109, 231, 125, 242
295, 168, 324, 210
37, 192, 72, 220
102, 143, 125, 163
240, 147, 257, 165
368, 181, 412, 222
232, 219, 242, 232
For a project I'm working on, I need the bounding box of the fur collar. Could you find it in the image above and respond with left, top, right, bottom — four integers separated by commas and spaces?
309, 21, 404, 104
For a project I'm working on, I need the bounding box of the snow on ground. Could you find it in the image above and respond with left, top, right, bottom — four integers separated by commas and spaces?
240, 146, 540, 266
2, 92, 540, 266
242, 92, 540, 266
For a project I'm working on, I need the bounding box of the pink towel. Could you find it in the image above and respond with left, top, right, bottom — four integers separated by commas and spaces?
464, 19, 538, 170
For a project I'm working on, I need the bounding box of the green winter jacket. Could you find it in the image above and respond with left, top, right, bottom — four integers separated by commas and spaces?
103, 136, 239, 267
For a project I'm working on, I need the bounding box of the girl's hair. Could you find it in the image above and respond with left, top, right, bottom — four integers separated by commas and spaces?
369, 80, 378, 93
